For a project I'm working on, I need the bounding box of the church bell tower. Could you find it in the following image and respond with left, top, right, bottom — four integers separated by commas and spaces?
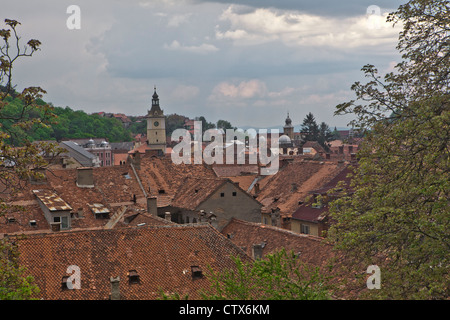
146, 87, 166, 153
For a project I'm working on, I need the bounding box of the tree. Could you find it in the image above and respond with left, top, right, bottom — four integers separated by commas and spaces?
318, 122, 333, 151
216, 119, 234, 130
0, 239, 40, 300
328, 0, 449, 299
201, 249, 331, 300
301, 112, 319, 141
165, 113, 188, 137
196, 116, 216, 133
0, 18, 56, 299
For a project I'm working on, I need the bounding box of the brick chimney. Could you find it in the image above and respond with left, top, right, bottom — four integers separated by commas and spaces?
76, 167, 94, 188
110, 276, 120, 300
147, 196, 157, 216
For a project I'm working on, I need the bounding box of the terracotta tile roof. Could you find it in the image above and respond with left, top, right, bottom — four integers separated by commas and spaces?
212, 164, 259, 177
1, 164, 147, 234
219, 218, 363, 299
136, 155, 217, 199
10, 223, 251, 300
302, 141, 327, 154
117, 211, 174, 228
310, 165, 354, 195
227, 175, 258, 192
0, 204, 49, 234
221, 218, 332, 267
32, 189, 72, 211
256, 161, 344, 215
170, 177, 228, 210
292, 205, 324, 222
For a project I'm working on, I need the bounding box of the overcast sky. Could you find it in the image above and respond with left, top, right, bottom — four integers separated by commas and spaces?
3, 0, 406, 129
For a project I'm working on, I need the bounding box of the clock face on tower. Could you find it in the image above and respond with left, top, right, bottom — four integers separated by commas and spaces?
154, 121, 159, 127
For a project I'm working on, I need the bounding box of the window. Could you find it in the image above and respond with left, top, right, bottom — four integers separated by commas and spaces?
191, 266, 203, 280
128, 270, 140, 284
232, 192, 237, 197
220, 193, 224, 197
61, 216, 69, 229
301, 224, 310, 234
61, 276, 70, 290
54, 216, 69, 229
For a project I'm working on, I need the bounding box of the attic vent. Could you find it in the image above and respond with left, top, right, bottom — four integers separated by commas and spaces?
7, 217, 16, 223
194, 189, 199, 194
191, 266, 203, 280
227, 233, 234, 239
137, 223, 146, 227
122, 173, 131, 179
128, 270, 140, 284
29, 220, 37, 227
158, 189, 166, 194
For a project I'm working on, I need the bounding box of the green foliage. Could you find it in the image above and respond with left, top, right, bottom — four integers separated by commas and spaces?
216, 119, 235, 130
0, 99, 133, 144
329, 0, 449, 299
0, 239, 40, 300
166, 113, 189, 137
301, 112, 334, 150
201, 249, 332, 300
196, 116, 216, 133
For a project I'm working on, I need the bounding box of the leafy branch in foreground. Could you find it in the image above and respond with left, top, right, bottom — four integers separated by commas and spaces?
328, 0, 449, 300
201, 248, 332, 300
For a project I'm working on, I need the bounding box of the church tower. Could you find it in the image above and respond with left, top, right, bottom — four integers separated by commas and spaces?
283, 112, 294, 140
146, 87, 166, 153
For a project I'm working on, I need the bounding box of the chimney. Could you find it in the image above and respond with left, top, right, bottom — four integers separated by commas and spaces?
252, 244, 263, 260
76, 167, 94, 188
110, 276, 120, 300
326, 153, 331, 160
348, 145, 354, 153
254, 182, 260, 194
339, 146, 344, 154
147, 196, 157, 216
165, 211, 172, 221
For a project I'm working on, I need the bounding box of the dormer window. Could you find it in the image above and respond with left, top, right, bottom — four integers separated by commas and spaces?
128, 270, 140, 284
61, 276, 70, 290
191, 266, 203, 280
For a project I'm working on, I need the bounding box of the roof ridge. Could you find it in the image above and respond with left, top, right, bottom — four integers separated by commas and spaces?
3, 222, 213, 239
226, 218, 328, 243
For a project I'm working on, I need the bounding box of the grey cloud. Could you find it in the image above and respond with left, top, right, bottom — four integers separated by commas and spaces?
195, 0, 407, 17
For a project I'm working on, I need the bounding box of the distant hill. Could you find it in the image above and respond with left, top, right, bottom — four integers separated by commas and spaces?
0, 95, 133, 145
